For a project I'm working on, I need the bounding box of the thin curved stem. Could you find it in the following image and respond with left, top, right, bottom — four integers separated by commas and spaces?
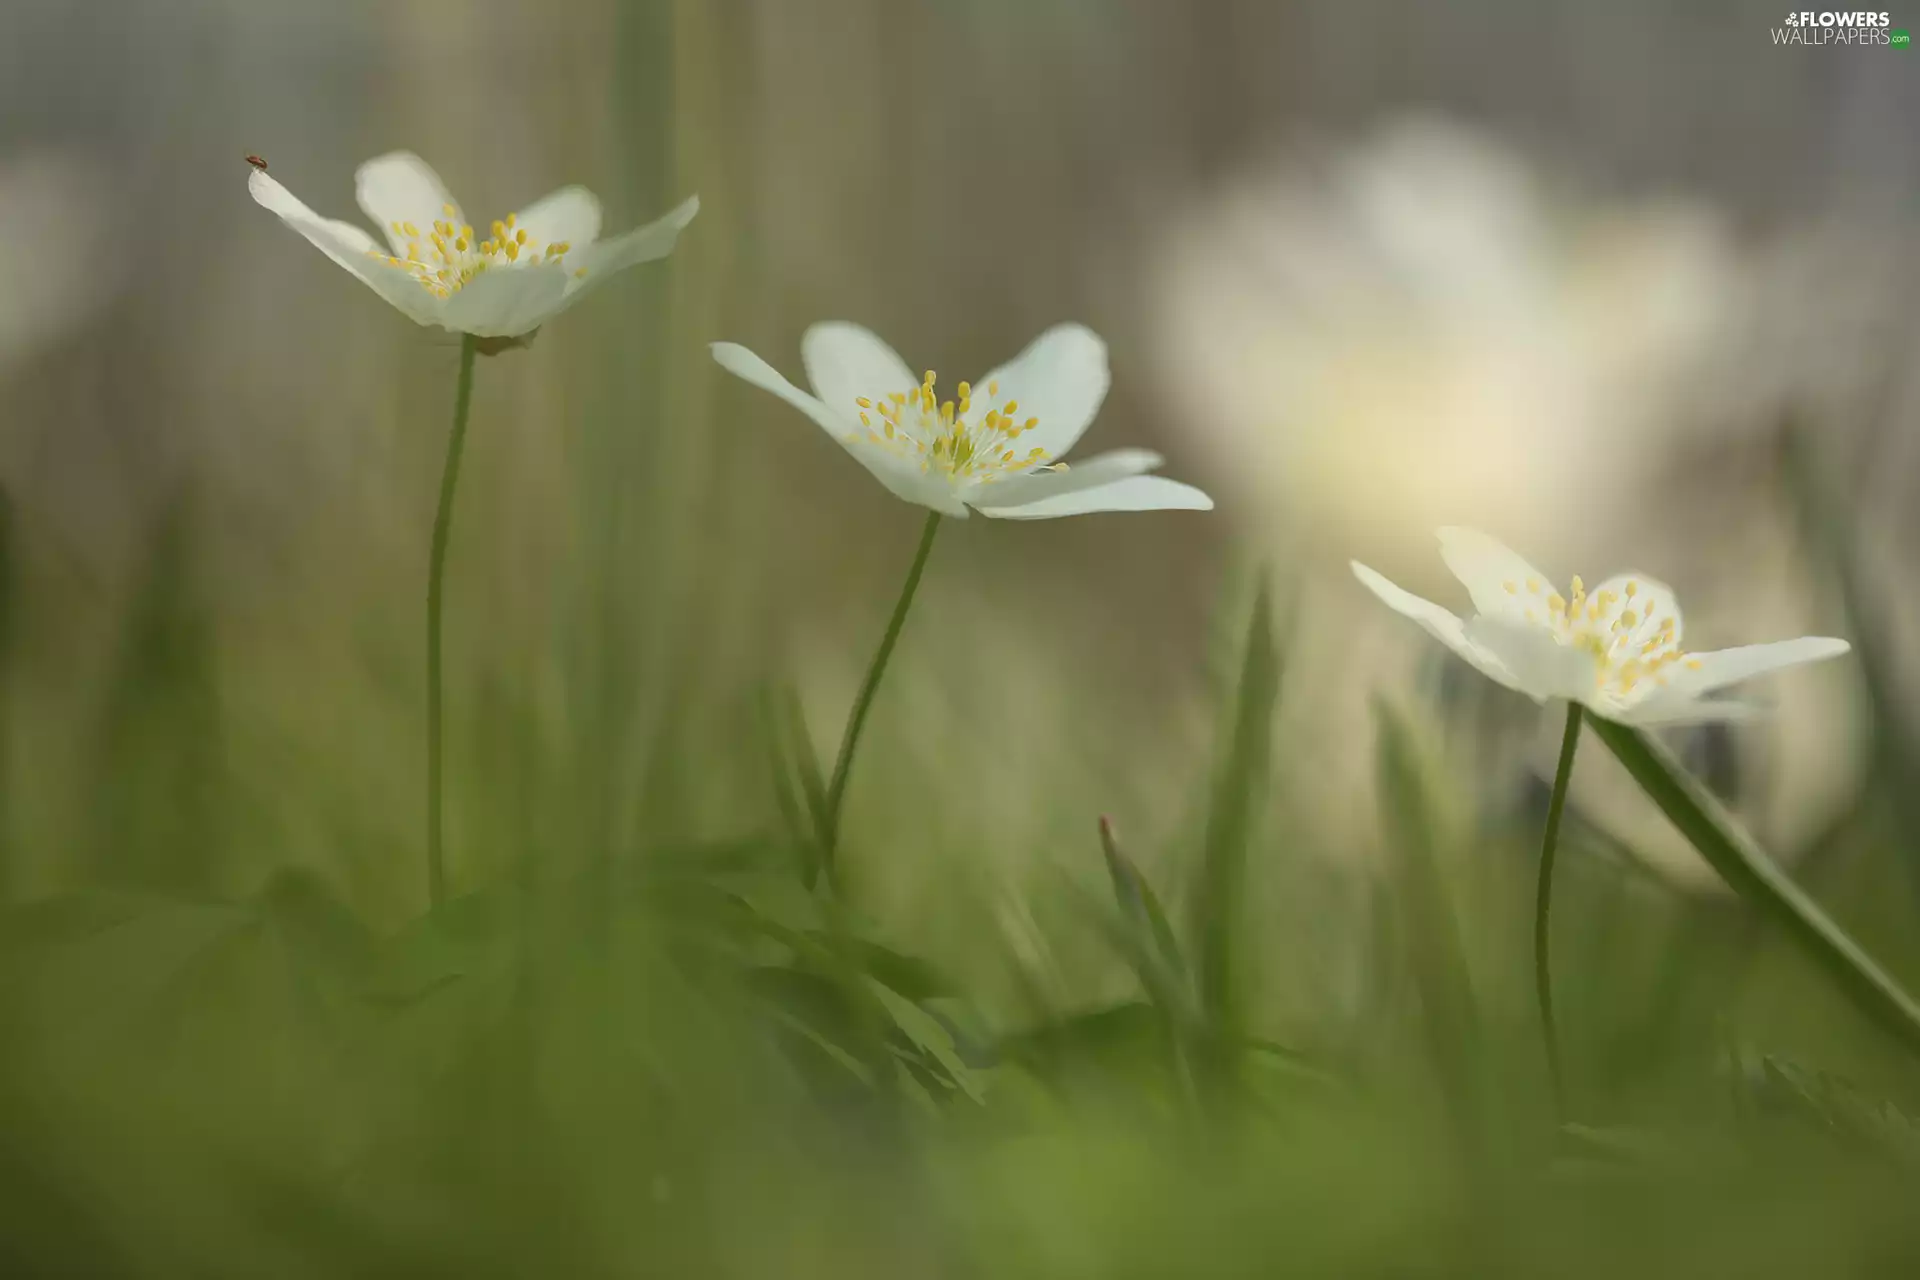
819, 508, 942, 882
426, 334, 478, 910
1535, 700, 1582, 1117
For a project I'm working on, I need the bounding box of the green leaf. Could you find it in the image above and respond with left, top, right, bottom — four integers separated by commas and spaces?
1586, 713, 1920, 1056
1099, 817, 1187, 981
757, 682, 828, 886
1193, 575, 1282, 1038
1094, 818, 1200, 1037
994, 1000, 1167, 1069
869, 979, 985, 1104
1372, 702, 1482, 1103
1727, 1047, 1920, 1167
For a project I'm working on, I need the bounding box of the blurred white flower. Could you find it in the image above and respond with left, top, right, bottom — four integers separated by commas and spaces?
250, 152, 698, 339
1353, 527, 1850, 726
1148, 116, 1740, 573
712, 323, 1213, 520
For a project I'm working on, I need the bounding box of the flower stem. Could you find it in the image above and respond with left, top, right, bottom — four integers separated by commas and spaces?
426, 334, 478, 910
1535, 700, 1582, 1117
819, 508, 942, 883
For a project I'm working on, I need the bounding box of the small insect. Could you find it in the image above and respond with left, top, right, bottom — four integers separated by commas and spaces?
244, 154, 269, 172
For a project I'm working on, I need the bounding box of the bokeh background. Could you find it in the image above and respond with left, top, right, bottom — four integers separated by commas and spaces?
6, 0, 1920, 1275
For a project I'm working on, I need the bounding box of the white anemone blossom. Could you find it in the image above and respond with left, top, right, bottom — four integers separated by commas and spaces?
250, 152, 698, 339
1354, 528, 1850, 727
711, 323, 1213, 519
1148, 116, 1738, 565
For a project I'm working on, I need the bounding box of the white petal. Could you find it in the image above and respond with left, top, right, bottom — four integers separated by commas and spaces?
1612, 698, 1764, 727
1435, 527, 1555, 623
975, 474, 1211, 520
440, 265, 571, 338
559, 195, 699, 309
1351, 562, 1526, 693
1587, 573, 1684, 648
801, 322, 920, 418
1665, 637, 1851, 698
711, 342, 967, 517
355, 152, 464, 258
512, 185, 602, 251
969, 448, 1163, 509
249, 170, 443, 326
1464, 615, 1596, 704
969, 324, 1109, 462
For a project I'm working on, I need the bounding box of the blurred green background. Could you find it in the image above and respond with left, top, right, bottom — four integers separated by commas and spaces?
5, 0, 1920, 1274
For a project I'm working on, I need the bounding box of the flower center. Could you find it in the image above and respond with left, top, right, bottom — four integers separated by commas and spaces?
1507, 574, 1703, 696
363, 204, 586, 299
847, 372, 1066, 485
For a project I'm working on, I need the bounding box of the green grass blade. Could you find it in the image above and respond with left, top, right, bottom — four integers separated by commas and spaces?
1193, 576, 1281, 1040
1585, 712, 1920, 1056
1098, 816, 1188, 982
1372, 701, 1482, 1112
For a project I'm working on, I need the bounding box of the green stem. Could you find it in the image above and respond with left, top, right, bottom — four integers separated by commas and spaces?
1535, 701, 1582, 1117
819, 508, 941, 881
426, 334, 478, 910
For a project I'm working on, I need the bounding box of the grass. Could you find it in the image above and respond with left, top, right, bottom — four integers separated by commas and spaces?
5, 454, 1920, 1277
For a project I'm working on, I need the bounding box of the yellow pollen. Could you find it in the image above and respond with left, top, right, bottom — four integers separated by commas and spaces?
1570, 575, 1584, 596
1527, 579, 1541, 594
1625, 581, 1639, 598
856, 397, 872, 409
441, 203, 457, 217
1621, 610, 1638, 628
1002, 400, 1019, 415
1503, 581, 1517, 594
989, 381, 999, 397
1685, 659, 1702, 670
402, 221, 420, 238
1024, 417, 1039, 431
506, 212, 517, 229
1548, 594, 1565, 613
575, 267, 588, 278
515, 228, 529, 246
957, 381, 971, 399
455, 237, 468, 251
505, 241, 520, 261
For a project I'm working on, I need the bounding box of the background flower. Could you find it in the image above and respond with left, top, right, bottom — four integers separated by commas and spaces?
1146, 116, 1741, 579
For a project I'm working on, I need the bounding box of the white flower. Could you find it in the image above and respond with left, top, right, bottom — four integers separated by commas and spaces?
710, 323, 1213, 519
1147, 116, 1739, 564
1352, 528, 1850, 726
249, 152, 698, 339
